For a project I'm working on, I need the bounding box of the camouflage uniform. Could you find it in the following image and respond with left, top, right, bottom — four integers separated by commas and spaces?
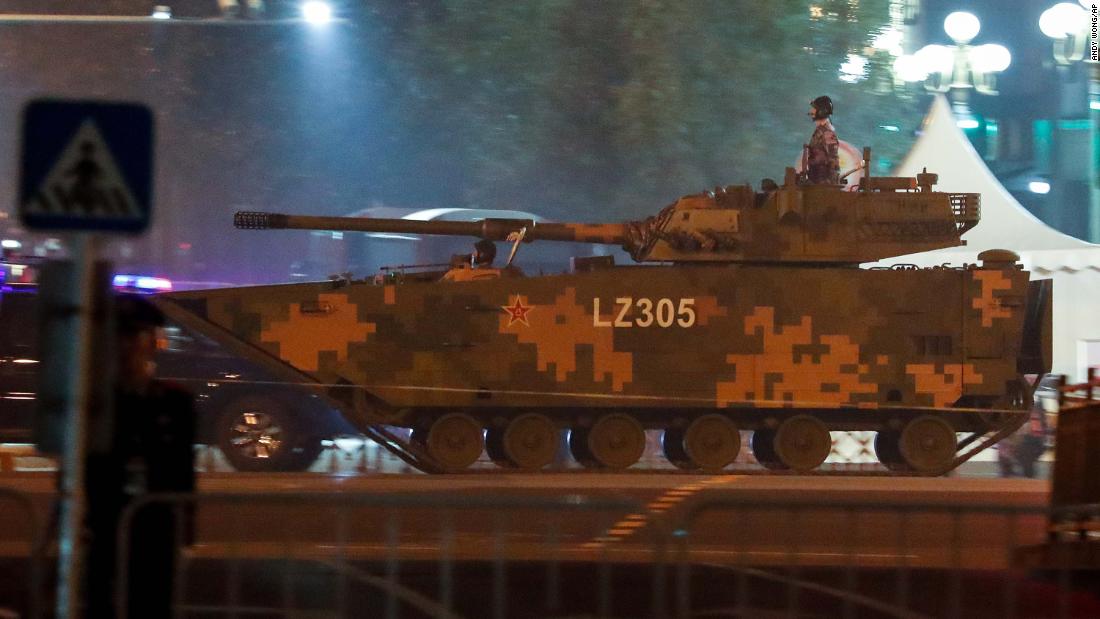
806, 121, 840, 185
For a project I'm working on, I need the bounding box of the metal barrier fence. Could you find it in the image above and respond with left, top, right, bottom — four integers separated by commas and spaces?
116, 493, 663, 619
110, 491, 1100, 619
670, 495, 1100, 619
0, 487, 43, 619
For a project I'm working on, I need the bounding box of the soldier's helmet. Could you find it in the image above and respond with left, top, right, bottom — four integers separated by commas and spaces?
810, 95, 833, 120
473, 239, 497, 266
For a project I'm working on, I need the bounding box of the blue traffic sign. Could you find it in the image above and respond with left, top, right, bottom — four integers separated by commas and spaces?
18, 99, 154, 232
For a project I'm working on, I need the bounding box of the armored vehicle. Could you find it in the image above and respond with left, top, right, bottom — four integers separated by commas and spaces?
156, 154, 1051, 474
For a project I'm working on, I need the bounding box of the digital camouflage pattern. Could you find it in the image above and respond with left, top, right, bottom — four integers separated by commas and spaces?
805, 121, 840, 185
157, 164, 1051, 474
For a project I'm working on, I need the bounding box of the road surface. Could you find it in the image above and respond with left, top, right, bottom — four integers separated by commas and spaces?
0, 471, 1050, 569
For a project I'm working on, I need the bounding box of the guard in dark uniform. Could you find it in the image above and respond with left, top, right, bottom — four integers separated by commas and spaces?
803, 95, 840, 185
84, 296, 196, 618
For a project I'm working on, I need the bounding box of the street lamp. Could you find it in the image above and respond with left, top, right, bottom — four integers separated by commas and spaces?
1040, 2, 1099, 241
1040, 2, 1089, 64
932, 12, 1008, 115
943, 11, 979, 43
893, 11, 1011, 123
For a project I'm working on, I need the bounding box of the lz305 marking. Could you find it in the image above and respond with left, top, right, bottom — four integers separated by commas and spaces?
592, 297, 697, 328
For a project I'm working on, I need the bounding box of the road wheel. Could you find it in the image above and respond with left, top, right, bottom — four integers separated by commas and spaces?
774, 415, 832, 472
683, 414, 740, 472
873, 431, 909, 471
502, 414, 558, 471
662, 428, 694, 470
586, 413, 646, 470
216, 396, 322, 472
751, 429, 785, 469
899, 415, 957, 474
426, 413, 484, 473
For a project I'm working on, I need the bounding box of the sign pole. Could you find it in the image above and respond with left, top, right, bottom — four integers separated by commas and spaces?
55, 233, 99, 619
18, 98, 154, 616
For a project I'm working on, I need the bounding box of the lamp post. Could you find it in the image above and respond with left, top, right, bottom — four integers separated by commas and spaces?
1040, 2, 1089, 64
893, 11, 1011, 127
1039, 2, 1098, 241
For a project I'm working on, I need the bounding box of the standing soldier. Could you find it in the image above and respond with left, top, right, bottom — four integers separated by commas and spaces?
803, 96, 840, 185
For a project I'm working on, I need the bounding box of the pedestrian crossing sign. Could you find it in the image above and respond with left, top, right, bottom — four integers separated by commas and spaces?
18, 99, 153, 232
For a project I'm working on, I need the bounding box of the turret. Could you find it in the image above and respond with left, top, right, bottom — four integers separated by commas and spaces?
234, 160, 980, 265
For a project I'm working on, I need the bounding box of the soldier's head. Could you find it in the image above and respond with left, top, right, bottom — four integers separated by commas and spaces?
115, 296, 165, 393
473, 239, 497, 267
809, 96, 833, 121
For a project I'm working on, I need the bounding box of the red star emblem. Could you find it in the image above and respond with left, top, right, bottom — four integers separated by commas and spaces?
501, 295, 533, 326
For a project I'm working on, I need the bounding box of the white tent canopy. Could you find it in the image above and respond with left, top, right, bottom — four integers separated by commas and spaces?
890, 95, 1100, 379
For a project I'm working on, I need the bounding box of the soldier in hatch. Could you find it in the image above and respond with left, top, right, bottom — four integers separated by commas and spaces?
472, 238, 497, 268
803, 96, 840, 185
441, 239, 500, 282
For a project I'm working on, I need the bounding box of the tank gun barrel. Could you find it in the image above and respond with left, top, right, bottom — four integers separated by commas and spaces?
234, 211, 628, 245
234, 160, 970, 265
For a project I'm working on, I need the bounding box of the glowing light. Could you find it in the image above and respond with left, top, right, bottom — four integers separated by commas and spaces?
914, 44, 954, 76
878, 125, 901, 132
872, 27, 904, 56
1040, 3, 1087, 39
1090, 101, 1100, 111
301, 1, 332, 23
956, 118, 980, 129
839, 53, 868, 83
970, 44, 1012, 73
944, 11, 980, 43
893, 54, 929, 82
151, 5, 171, 19
1, 240, 21, 249
113, 274, 173, 292
137, 276, 172, 291
333, 437, 364, 452
1028, 181, 1051, 194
